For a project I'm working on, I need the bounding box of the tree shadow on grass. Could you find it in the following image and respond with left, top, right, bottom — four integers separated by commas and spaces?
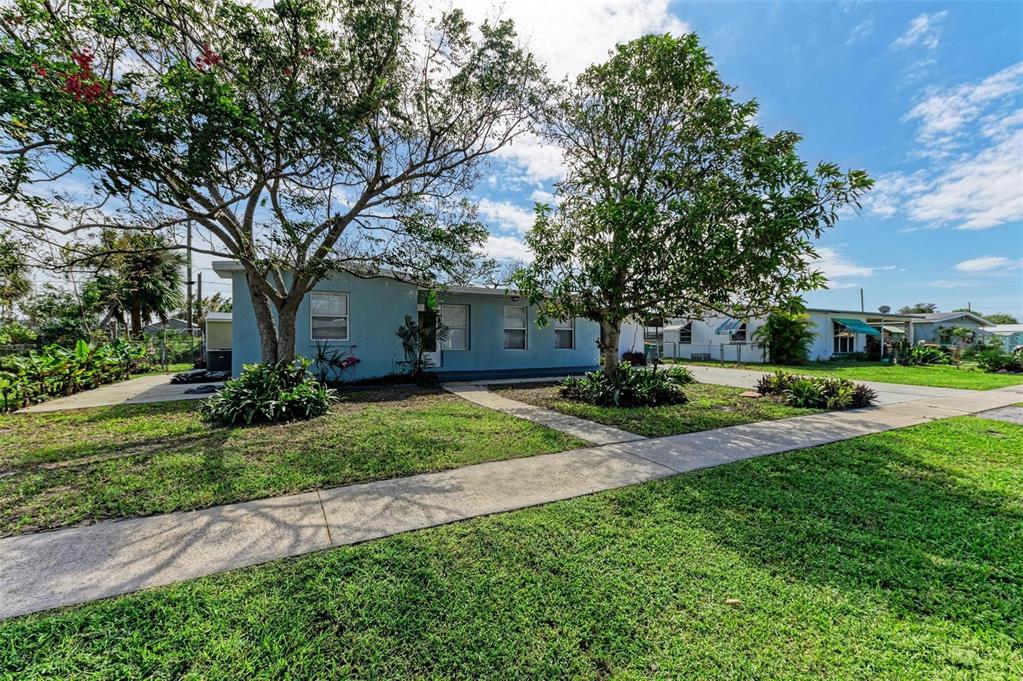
663, 430, 1023, 641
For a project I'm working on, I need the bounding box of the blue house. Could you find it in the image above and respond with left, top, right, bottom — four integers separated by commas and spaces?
212, 261, 601, 381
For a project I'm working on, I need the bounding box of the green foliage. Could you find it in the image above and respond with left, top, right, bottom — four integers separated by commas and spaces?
20, 283, 104, 346
560, 364, 694, 407
898, 303, 937, 314
2, 0, 546, 363
756, 369, 875, 409
200, 358, 337, 426
0, 320, 36, 345
752, 300, 816, 364
908, 346, 950, 366
515, 33, 872, 370
395, 314, 447, 381
84, 230, 185, 335
0, 230, 31, 317
0, 339, 152, 411
976, 347, 1023, 373
980, 313, 1017, 325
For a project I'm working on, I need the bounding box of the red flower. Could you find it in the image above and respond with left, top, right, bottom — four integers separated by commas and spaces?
33, 64, 47, 77
196, 45, 223, 71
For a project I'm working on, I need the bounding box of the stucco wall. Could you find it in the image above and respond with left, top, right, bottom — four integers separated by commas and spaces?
231, 271, 419, 379
431, 291, 599, 378
912, 318, 986, 344
230, 272, 600, 379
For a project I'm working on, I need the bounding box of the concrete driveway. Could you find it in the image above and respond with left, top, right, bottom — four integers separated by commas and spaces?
19, 374, 222, 413
678, 364, 973, 405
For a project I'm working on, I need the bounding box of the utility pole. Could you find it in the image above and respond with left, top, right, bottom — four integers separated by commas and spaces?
196, 272, 203, 326
185, 221, 193, 331
859, 288, 864, 312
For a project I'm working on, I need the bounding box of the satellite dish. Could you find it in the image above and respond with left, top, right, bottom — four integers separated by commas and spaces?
878, 305, 891, 314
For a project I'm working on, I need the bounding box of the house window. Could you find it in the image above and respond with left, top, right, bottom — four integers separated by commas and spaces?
730, 323, 747, 343
439, 304, 469, 351
833, 321, 855, 354
679, 322, 692, 345
554, 318, 575, 349
310, 291, 349, 341
503, 306, 527, 350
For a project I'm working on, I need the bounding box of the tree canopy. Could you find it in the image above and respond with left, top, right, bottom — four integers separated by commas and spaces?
515, 34, 872, 370
0, 230, 32, 319
898, 303, 937, 314
1, 0, 547, 361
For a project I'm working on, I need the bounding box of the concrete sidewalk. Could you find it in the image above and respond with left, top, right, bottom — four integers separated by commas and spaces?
19, 374, 222, 413
2, 383, 1020, 620
444, 382, 645, 445
678, 364, 974, 405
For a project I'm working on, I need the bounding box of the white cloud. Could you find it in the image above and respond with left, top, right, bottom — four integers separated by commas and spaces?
484, 234, 533, 262
448, 0, 688, 79
904, 62, 1023, 153
445, 2, 687, 183
813, 246, 891, 282
530, 189, 555, 204
892, 11, 947, 51
954, 256, 1023, 273
494, 133, 566, 183
477, 198, 535, 234
868, 63, 1023, 231
846, 18, 875, 46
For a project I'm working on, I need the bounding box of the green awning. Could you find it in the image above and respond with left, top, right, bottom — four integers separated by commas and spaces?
834, 317, 881, 336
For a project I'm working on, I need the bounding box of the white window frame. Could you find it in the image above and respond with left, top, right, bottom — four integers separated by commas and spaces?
309, 291, 349, 341
503, 306, 528, 350
553, 318, 575, 350
439, 304, 469, 351
679, 322, 692, 345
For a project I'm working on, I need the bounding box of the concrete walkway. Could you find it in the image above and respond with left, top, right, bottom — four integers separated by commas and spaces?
678, 364, 973, 405
19, 374, 222, 413
2, 383, 1020, 620
444, 382, 645, 445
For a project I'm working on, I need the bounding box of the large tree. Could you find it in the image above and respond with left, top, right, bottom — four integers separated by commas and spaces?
1, 0, 546, 361
899, 303, 937, 314
515, 34, 872, 371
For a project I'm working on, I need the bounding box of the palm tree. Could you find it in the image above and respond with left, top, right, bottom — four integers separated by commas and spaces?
88, 231, 185, 337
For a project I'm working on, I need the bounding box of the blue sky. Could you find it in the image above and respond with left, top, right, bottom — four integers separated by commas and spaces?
456, 0, 1023, 319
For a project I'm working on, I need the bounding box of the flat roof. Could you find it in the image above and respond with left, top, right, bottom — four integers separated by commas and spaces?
205, 312, 232, 322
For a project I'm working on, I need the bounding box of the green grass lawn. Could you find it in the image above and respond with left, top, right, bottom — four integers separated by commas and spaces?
1, 417, 1019, 678
0, 387, 584, 537
490, 381, 818, 437
669, 358, 1023, 390
130, 361, 194, 377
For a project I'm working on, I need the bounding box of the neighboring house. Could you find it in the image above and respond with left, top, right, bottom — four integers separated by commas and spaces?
908, 311, 992, 346
142, 318, 197, 334
659, 308, 915, 363
978, 324, 1023, 352
213, 261, 601, 380
205, 311, 233, 371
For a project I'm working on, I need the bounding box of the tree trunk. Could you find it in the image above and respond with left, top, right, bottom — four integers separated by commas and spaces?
130, 307, 142, 337
276, 302, 299, 364
599, 319, 621, 373
247, 276, 279, 363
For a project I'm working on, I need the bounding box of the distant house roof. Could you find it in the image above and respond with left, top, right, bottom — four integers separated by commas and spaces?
142, 318, 195, 333
980, 324, 1023, 335
909, 311, 993, 326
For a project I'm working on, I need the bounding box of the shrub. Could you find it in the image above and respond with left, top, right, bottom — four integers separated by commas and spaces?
752, 302, 815, 364
0, 339, 152, 412
908, 346, 950, 366
560, 364, 693, 407
621, 351, 647, 366
200, 358, 338, 426
0, 321, 37, 345
756, 369, 875, 409
976, 347, 1023, 373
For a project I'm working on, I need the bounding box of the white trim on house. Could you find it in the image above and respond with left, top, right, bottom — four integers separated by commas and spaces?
503, 305, 528, 350
439, 304, 469, 351
309, 291, 350, 342
553, 318, 575, 350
